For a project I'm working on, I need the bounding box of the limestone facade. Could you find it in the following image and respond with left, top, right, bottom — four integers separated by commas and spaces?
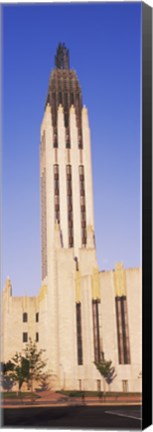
1, 259, 142, 393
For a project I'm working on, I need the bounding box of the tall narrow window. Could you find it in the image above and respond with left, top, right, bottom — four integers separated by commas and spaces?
115, 297, 124, 364
54, 165, 60, 223
115, 296, 131, 364
78, 132, 83, 149
65, 128, 70, 148
76, 303, 83, 365
23, 332, 28, 343
23, 313, 28, 323
36, 313, 39, 323
71, 93, 74, 105
64, 92, 68, 107
36, 332, 39, 343
92, 300, 101, 363
53, 128, 58, 148
120, 296, 131, 364
58, 91, 62, 104
66, 165, 73, 247
79, 166, 86, 245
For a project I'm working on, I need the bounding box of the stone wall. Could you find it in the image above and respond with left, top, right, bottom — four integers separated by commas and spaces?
1, 262, 142, 393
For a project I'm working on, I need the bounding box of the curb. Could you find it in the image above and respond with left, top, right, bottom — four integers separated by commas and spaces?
1, 401, 142, 409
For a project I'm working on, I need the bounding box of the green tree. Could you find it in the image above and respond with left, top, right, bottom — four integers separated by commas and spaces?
39, 371, 51, 391
0, 361, 15, 391
0, 355, 29, 394
24, 338, 48, 392
94, 352, 117, 395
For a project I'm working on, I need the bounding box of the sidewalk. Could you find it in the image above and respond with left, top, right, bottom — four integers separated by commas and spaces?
1, 390, 142, 408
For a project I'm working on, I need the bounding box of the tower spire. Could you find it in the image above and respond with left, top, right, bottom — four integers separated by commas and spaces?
55, 43, 70, 69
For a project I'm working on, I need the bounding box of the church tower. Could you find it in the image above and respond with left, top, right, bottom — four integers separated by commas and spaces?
40, 44, 100, 389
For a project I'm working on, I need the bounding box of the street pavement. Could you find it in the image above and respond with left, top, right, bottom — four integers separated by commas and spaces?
2, 405, 142, 429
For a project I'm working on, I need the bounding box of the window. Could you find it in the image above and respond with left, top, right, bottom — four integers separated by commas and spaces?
71, 93, 74, 105
122, 380, 128, 393
52, 92, 56, 102
55, 196, 59, 206
23, 313, 28, 322
80, 188, 85, 197
76, 303, 83, 365
68, 220, 73, 228
115, 296, 131, 364
78, 135, 83, 149
80, 196, 85, 206
54, 180, 59, 194
81, 212, 86, 222
69, 231, 73, 247
92, 300, 101, 363
66, 165, 73, 247
23, 332, 28, 343
66, 165, 71, 175
64, 93, 68, 106
121, 296, 131, 364
79, 165, 86, 245
115, 297, 123, 364
65, 114, 68, 128
36, 313, 39, 323
82, 232, 87, 245
53, 135, 58, 148
67, 187, 72, 196
36, 332, 39, 342
54, 165, 60, 223
79, 165, 84, 175
54, 164, 59, 175
66, 140, 70, 149
58, 92, 62, 104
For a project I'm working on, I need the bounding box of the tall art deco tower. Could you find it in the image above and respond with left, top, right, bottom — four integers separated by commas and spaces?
40, 43, 101, 388
41, 43, 95, 265
1, 44, 141, 393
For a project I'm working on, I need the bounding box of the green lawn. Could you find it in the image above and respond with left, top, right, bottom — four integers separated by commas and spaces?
1, 391, 40, 399
57, 390, 141, 398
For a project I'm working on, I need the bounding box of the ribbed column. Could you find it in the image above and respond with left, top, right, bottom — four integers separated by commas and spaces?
40, 103, 59, 382
82, 106, 94, 229
40, 104, 55, 282
42, 104, 54, 266
70, 105, 82, 254
40, 127, 47, 280
58, 104, 68, 248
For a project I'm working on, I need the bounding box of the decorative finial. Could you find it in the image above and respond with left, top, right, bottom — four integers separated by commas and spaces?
55, 43, 70, 70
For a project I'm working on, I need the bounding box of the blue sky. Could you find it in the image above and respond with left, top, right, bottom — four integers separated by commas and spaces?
2, 3, 141, 296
